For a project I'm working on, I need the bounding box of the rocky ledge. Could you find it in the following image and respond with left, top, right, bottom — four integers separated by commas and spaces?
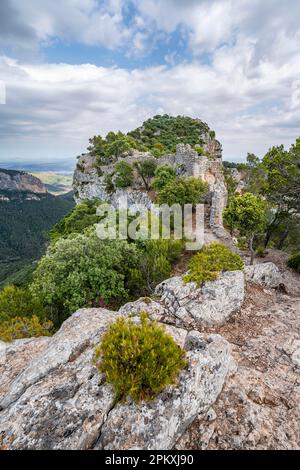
0, 260, 299, 450
0, 309, 233, 450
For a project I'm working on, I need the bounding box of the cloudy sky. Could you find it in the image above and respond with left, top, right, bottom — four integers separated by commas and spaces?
0, 0, 300, 168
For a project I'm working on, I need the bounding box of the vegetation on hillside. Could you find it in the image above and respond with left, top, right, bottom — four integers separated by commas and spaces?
223, 193, 267, 264
183, 243, 244, 285
224, 137, 300, 256
87, 115, 212, 161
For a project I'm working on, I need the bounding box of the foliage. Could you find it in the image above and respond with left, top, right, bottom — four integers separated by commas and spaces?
0, 259, 36, 289
223, 167, 238, 202
114, 161, 134, 189
88, 131, 147, 163
104, 174, 115, 194
223, 193, 267, 264
128, 115, 210, 156
133, 239, 184, 292
157, 177, 208, 206
94, 312, 187, 402
133, 160, 157, 190
89, 116, 215, 160
0, 285, 46, 324
0, 190, 74, 264
30, 233, 140, 326
152, 165, 177, 191
0, 315, 53, 342
287, 253, 300, 272
50, 199, 100, 241
183, 243, 244, 286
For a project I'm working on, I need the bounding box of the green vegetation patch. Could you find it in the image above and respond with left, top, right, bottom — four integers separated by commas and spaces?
183, 243, 244, 286
287, 253, 300, 272
94, 312, 187, 402
0, 315, 53, 342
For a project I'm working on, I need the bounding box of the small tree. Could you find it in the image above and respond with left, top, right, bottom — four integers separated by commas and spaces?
223, 193, 267, 265
104, 137, 131, 158
134, 160, 157, 190
94, 313, 186, 402
152, 165, 176, 191
157, 177, 208, 206
114, 161, 134, 189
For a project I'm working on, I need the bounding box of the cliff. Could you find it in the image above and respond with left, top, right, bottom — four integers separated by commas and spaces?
0, 169, 47, 195
73, 117, 228, 233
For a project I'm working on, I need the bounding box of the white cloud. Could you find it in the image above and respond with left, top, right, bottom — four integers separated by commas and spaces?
7, 0, 129, 49
1, 43, 300, 163
1, 1, 300, 165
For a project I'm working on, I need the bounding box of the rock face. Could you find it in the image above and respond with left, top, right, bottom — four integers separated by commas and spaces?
155, 271, 245, 327
0, 308, 233, 450
175, 286, 300, 450
245, 262, 284, 289
97, 332, 232, 450
73, 135, 228, 233
0, 169, 47, 194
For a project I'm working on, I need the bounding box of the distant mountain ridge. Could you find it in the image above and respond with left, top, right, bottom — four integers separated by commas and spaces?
0, 168, 75, 286
0, 168, 47, 194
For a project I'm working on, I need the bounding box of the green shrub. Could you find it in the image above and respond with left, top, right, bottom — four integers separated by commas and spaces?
152, 165, 176, 191
287, 253, 300, 272
50, 199, 100, 241
30, 233, 140, 326
157, 177, 208, 206
134, 239, 184, 292
255, 246, 266, 258
104, 174, 115, 194
0, 285, 46, 324
94, 313, 187, 402
183, 243, 244, 286
194, 144, 205, 155
0, 315, 53, 342
134, 160, 157, 190
114, 161, 134, 189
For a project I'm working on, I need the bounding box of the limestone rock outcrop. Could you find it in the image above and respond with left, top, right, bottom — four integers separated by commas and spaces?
245, 262, 284, 289
155, 270, 245, 327
73, 135, 228, 233
0, 169, 47, 194
0, 308, 232, 450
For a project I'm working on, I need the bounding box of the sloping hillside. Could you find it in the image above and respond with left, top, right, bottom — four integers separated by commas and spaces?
0, 169, 74, 286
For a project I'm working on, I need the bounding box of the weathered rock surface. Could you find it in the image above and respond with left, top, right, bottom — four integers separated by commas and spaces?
175, 284, 300, 450
245, 262, 284, 289
0, 169, 47, 194
97, 332, 232, 450
73, 138, 228, 231
155, 270, 245, 327
0, 308, 232, 450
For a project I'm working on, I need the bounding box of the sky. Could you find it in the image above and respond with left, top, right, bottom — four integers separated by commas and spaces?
0, 0, 300, 169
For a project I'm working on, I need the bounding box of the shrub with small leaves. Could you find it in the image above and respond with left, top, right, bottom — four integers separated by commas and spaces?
0, 285, 46, 324
0, 315, 53, 342
287, 253, 300, 272
94, 313, 187, 402
183, 242, 244, 286
114, 161, 134, 189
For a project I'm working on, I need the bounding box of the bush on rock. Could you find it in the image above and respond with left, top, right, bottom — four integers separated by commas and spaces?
0, 315, 53, 342
183, 242, 244, 286
94, 313, 187, 402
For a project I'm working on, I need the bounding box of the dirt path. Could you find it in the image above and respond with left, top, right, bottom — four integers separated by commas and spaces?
176, 259, 300, 450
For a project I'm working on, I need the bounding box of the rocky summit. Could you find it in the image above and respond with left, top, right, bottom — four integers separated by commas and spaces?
1, 259, 299, 450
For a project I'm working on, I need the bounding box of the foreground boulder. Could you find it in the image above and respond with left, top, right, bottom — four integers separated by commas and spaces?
0, 308, 233, 450
155, 270, 245, 327
245, 262, 284, 289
